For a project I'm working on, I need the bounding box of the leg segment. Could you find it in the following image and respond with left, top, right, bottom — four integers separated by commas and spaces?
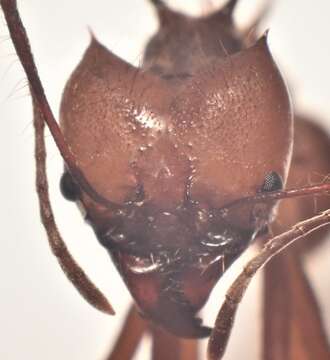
106, 305, 148, 360
263, 250, 330, 360
207, 209, 330, 360
152, 326, 199, 360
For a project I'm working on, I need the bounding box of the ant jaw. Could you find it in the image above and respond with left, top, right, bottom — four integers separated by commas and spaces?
85, 201, 256, 337
110, 250, 220, 338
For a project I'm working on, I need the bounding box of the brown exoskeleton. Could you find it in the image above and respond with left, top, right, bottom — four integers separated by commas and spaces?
0, 0, 329, 359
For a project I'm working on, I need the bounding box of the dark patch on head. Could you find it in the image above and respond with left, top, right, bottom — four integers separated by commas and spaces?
60, 171, 81, 201
260, 171, 283, 192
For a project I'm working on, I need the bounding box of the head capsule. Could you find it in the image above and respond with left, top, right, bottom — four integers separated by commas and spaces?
59, 2, 292, 337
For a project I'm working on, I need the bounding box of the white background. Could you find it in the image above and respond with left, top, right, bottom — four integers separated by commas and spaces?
0, 1, 329, 359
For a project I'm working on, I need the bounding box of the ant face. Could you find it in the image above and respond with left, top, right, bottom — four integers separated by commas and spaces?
1, 0, 327, 356
87, 201, 256, 337
58, 9, 292, 334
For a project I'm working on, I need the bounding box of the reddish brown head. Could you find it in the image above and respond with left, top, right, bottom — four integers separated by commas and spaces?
60, 2, 293, 337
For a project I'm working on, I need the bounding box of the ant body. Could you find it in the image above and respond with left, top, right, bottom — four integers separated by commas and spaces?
0, 1, 329, 359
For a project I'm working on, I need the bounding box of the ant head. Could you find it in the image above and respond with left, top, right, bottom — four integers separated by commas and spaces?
59, 4, 292, 337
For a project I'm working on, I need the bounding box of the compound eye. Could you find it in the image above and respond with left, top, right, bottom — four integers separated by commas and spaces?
60, 172, 81, 201
260, 171, 283, 192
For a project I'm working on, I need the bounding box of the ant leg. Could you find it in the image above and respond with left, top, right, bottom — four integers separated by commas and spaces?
263, 116, 330, 359
33, 97, 114, 315
151, 326, 198, 360
180, 338, 199, 360
207, 209, 330, 360
263, 254, 290, 359
0, 0, 117, 209
106, 305, 148, 360
263, 250, 330, 359
152, 327, 182, 360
